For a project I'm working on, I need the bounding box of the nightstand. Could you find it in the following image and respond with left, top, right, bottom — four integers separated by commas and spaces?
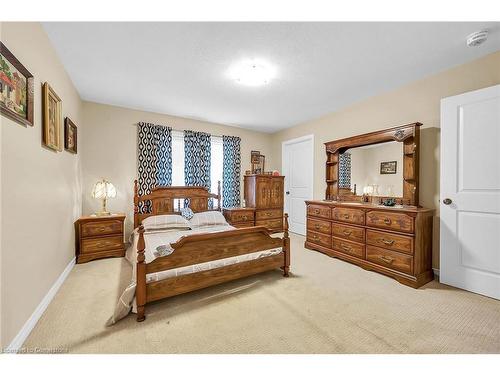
75, 214, 126, 263
223, 207, 255, 228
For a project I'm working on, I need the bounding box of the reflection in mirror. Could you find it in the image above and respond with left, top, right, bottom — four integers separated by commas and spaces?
339, 141, 403, 197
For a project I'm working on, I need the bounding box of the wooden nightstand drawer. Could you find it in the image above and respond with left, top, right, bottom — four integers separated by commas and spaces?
81, 235, 123, 254
81, 220, 123, 237
332, 223, 364, 243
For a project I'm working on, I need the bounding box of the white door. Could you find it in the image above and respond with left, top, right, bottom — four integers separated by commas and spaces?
440, 84, 500, 299
282, 135, 314, 235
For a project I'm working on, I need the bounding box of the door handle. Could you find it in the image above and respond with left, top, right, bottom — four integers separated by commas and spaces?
286, 191, 290, 195
443, 198, 452, 205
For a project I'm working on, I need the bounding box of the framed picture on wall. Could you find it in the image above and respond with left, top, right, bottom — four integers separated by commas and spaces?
42, 82, 63, 151
64, 117, 78, 154
380, 161, 397, 174
0, 42, 34, 127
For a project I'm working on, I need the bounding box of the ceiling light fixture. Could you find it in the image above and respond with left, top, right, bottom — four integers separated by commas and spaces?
466, 30, 489, 47
228, 59, 276, 87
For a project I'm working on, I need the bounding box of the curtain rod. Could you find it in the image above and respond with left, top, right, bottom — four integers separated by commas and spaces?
135, 122, 237, 139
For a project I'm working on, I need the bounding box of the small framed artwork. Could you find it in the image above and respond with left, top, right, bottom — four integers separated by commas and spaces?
380, 161, 397, 174
0, 42, 34, 126
64, 117, 77, 154
251, 150, 261, 164
42, 82, 62, 151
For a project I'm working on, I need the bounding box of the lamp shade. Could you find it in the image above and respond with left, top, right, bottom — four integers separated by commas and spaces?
92, 179, 117, 199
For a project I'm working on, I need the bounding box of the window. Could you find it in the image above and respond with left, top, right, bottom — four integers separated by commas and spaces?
171, 130, 224, 200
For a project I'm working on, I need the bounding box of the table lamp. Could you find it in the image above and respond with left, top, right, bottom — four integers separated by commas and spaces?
91, 179, 117, 216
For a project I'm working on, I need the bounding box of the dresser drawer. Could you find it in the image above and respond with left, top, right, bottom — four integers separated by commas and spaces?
366, 211, 414, 233
366, 229, 413, 254
81, 220, 123, 237
256, 208, 282, 220
81, 235, 123, 254
307, 218, 331, 235
366, 245, 413, 274
307, 204, 331, 219
227, 211, 255, 223
256, 218, 282, 231
332, 223, 364, 243
332, 207, 365, 225
307, 230, 331, 248
332, 238, 364, 258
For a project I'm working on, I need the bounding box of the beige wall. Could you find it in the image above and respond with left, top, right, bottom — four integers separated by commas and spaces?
269, 51, 500, 269
0, 22, 83, 347
81, 102, 274, 236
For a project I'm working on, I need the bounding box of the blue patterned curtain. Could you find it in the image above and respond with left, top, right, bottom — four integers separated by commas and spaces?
137, 122, 172, 213
222, 135, 241, 208
184, 130, 211, 190
338, 152, 351, 189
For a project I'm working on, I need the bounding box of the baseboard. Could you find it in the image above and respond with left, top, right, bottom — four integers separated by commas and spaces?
433, 268, 440, 280
5, 257, 76, 352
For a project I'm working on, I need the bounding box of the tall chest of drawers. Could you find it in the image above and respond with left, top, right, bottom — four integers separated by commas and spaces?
305, 201, 433, 288
244, 174, 285, 233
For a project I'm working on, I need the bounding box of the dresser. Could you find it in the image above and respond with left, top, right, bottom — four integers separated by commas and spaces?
223, 207, 255, 228
244, 174, 285, 233
75, 214, 126, 263
305, 201, 433, 287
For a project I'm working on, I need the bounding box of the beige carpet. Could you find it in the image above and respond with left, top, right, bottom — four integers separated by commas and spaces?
24, 234, 500, 353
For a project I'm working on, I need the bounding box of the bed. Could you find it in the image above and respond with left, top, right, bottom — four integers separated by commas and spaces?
108, 180, 290, 324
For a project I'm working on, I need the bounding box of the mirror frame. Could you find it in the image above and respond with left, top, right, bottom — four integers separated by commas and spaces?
324, 122, 421, 206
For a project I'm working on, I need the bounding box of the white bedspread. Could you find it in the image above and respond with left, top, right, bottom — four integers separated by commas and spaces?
107, 224, 282, 325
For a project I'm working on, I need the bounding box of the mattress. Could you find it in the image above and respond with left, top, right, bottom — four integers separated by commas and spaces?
107, 224, 282, 325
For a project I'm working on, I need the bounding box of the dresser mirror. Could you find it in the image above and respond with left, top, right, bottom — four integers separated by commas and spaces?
339, 141, 403, 198
324, 123, 421, 206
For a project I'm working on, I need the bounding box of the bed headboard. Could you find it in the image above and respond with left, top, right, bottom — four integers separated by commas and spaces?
133, 180, 221, 228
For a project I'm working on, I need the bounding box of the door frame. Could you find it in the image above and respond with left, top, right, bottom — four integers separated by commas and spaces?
282, 134, 314, 234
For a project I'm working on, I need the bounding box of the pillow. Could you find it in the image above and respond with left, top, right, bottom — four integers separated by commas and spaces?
180, 207, 194, 220
142, 214, 190, 231
189, 211, 228, 228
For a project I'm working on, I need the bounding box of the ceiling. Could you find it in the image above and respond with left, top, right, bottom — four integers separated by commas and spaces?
43, 22, 500, 133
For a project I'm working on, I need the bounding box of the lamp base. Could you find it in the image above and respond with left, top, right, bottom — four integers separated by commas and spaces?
95, 211, 112, 216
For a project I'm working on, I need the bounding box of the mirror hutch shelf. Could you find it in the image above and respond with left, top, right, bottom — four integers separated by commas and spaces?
305, 123, 434, 288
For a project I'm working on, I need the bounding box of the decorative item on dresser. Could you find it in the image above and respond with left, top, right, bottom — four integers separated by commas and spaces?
244, 174, 285, 233
75, 214, 126, 264
223, 207, 256, 228
305, 122, 434, 288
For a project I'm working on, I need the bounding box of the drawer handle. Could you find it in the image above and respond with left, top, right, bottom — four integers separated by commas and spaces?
99, 227, 106, 232
315, 224, 321, 230
343, 230, 352, 236
314, 209, 320, 214
266, 212, 272, 216
383, 218, 392, 225
380, 255, 394, 264
343, 214, 350, 219
242, 216, 248, 220
312, 235, 319, 240
381, 239, 395, 246
341, 244, 352, 252
97, 243, 107, 248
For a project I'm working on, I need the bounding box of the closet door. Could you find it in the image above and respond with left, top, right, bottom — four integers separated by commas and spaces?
440, 84, 500, 300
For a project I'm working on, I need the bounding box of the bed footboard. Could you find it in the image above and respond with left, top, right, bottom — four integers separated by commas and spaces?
136, 214, 290, 322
